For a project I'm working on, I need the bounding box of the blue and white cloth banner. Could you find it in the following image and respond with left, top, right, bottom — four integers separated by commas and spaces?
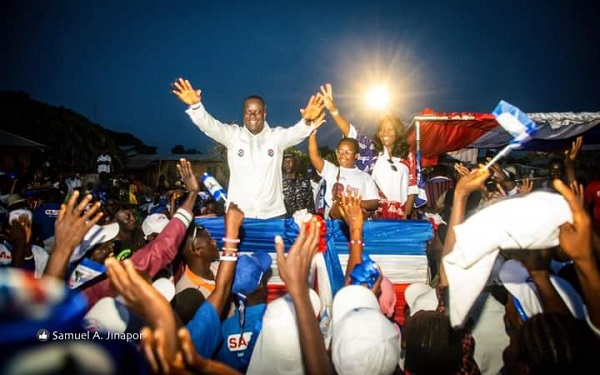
483, 101, 540, 169
492, 100, 539, 147
195, 217, 434, 291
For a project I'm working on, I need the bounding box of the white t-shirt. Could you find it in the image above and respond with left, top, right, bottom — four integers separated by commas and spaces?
371, 150, 413, 203
97, 154, 112, 174
66, 177, 82, 193
319, 160, 379, 210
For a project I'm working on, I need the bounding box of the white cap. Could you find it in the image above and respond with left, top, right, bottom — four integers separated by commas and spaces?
70, 222, 120, 263
331, 285, 401, 375
8, 209, 33, 225
246, 289, 321, 375
142, 213, 169, 238
404, 283, 439, 316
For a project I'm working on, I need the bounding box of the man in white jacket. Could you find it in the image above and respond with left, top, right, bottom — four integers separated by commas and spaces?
172, 78, 324, 219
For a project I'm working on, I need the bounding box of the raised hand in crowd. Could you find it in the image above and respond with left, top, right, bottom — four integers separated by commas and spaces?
169, 189, 185, 218
177, 158, 201, 213
309, 111, 327, 132
8, 213, 33, 269
319, 83, 336, 113
565, 135, 583, 164
454, 166, 491, 199
553, 178, 600, 330
105, 257, 180, 373
275, 218, 335, 375
44, 191, 103, 279
441, 166, 490, 285
299, 94, 325, 122
453, 162, 471, 178
518, 178, 533, 196
205, 201, 244, 315
564, 136, 583, 183
339, 191, 365, 230
318, 83, 351, 137
338, 191, 365, 284
172, 78, 202, 106
569, 180, 585, 206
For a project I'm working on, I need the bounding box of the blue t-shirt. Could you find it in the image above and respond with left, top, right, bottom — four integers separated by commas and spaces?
215, 303, 267, 372
186, 301, 223, 358
33, 202, 61, 241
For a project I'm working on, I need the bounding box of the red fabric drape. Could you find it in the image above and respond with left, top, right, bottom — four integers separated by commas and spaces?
407, 110, 499, 166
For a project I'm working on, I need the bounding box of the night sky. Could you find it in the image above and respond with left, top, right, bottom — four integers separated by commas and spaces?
2, 0, 598, 153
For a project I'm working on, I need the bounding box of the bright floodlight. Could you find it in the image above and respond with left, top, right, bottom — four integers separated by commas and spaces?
366, 86, 390, 110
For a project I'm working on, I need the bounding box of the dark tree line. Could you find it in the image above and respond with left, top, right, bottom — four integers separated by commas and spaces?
1, 91, 156, 173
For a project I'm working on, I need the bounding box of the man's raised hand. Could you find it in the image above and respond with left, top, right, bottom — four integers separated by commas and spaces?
300, 94, 325, 122
172, 78, 201, 106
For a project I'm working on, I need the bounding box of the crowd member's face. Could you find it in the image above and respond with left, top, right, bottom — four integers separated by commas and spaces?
377, 119, 398, 149
204, 202, 216, 214
282, 157, 297, 174
104, 199, 119, 216
331, 182, 344, 200
548, 161, 564, 180
115, 208, 137, 232
192, 231, 219, 262
243, 98, 266, 135
336, 141, 357, 168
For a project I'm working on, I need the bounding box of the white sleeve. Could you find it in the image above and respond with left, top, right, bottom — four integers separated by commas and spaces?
347, 124, 358, 139
185, 103, 239, 146
275, 119, 314, 149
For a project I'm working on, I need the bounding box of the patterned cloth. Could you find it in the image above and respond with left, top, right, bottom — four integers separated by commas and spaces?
282, 177, 314, 216
374, 190, 406, 219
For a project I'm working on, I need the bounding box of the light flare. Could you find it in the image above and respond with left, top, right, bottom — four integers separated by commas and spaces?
366, 85, 391, 111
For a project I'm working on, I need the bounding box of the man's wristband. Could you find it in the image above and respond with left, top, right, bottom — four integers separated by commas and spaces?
330, 108, 339, 116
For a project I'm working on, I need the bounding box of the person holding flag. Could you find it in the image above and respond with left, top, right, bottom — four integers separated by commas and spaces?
319, 83, 421, 219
